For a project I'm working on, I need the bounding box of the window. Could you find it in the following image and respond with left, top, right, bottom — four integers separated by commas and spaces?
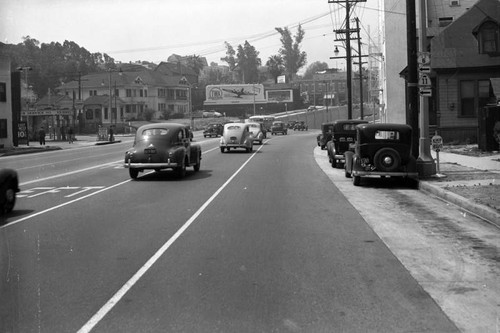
167, 89, 175, 99
460, 81, 475, 116
139, 90, 143, 97
459, 80, 493, 117
104, 108, 109, 120
0, 82, 6, 102
450, 0, 460, 6
114, 88, 119, 97
439, 17, 453, 27
126, 89, 132, 97
478, 21, 499, 54
0, 119, 7, 138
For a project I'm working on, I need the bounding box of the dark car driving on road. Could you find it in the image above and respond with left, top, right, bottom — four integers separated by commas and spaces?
271, 121, 288, 135
124, 123, 201, 179
344, 123, 418, 186
203, 123, 223, 138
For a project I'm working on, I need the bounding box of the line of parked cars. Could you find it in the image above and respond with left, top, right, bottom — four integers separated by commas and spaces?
318, 120, 419, 187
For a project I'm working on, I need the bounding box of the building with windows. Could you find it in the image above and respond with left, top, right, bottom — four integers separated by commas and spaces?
382, 0, 500, 145
55, 62, 197, 133
431, 0, 500, 143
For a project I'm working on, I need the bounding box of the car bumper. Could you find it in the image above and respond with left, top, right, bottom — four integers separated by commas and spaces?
334, 154, 345, 163
124, 159, 179, 169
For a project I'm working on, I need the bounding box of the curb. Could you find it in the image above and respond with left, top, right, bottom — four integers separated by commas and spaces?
419, 180, 500, 228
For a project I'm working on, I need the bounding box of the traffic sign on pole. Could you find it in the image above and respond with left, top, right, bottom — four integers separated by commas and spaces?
419, 88, 432, 97
419, 74, 431, 87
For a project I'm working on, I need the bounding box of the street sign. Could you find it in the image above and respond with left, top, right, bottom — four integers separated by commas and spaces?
417, 52, 431, 65
419, 88, 432, 97
418, 66, 431, 73
431, 134, 443, 151
419, 74, 431, 87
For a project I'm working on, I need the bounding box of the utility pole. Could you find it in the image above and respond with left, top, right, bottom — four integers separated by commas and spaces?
406, 0, 419, 158
416, 0, 436, 176
356, 17, 364, 119
329, 0, 366, 120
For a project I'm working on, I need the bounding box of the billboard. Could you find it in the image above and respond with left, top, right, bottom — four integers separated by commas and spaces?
205, 84, 266, 105
266, 89, 293, 103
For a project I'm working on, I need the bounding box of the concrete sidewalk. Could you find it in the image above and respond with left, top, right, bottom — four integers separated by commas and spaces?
420, 150, 500, 227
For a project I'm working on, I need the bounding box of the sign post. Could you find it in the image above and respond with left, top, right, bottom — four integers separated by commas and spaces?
431, 132, 444, 176
18, 121, 29, 146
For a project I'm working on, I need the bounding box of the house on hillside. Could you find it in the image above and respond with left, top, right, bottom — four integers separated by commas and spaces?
431, 0, 500, 144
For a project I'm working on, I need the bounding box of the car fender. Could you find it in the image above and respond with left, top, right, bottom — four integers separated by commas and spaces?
344, 151, 355, 172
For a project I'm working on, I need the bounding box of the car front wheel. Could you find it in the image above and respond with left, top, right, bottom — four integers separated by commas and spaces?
129, 168, 139, 179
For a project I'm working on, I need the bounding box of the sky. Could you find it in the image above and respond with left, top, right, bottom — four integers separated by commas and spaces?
0, 0, 382, 74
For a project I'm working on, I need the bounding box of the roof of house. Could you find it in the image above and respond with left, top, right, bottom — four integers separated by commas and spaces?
431, 0, 500, 69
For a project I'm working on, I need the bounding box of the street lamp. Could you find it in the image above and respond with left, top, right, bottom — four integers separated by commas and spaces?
331, 45, 353, 119
17, 66, 32, 144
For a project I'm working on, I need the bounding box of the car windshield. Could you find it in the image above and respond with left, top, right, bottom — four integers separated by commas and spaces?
141, 128, 169, 138
342, 124, 358, 131
374, 130, 401, 140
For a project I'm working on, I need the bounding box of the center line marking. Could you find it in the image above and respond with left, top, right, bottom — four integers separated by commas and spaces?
77, 145, 263, 333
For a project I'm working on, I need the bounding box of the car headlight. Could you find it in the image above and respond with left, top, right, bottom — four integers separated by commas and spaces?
220, 137, 226, 144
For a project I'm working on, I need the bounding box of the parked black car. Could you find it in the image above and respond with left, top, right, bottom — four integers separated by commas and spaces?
316, 122, 334, 150
203, 123, 223, 138
326, 119, 368, 167
344, 123, 418, 186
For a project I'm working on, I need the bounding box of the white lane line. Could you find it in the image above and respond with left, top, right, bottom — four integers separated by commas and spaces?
2, 180, 131, 228
77, 145, 263, 333
20, 161, 122, 186
19, 146, 218, 186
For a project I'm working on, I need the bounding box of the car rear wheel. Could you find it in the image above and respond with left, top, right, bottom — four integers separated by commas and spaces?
129, 168, 139, 179
1, 181, 16, 214
175, 160, 186, 178
374, 148, 401, 172
353, 175, 361, 186
220, 147, 225, 153
194, 154, 201, 172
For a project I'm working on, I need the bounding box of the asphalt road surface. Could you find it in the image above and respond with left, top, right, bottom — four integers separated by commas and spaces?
1, 131, 461, 332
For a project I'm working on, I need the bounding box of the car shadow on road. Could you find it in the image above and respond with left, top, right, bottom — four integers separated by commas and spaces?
1, 209, 36, 226
133, 169, 213, 182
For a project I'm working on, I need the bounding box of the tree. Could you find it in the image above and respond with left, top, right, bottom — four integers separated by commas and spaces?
266, 54, 285, 83
185, 55, 205, 75
302, 61, 329, 79
221, 41, 261, 84
275, 24, 307, 81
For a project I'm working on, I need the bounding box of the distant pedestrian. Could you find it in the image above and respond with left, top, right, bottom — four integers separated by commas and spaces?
38, 127, 46, 145
68, 127, 74, 143
109, 126, 114, 142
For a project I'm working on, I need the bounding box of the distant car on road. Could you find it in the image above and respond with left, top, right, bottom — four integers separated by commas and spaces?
287, 120, 297, 129
0, 168, 19, 215
220, 123, 253, 153
124, 123, 201, 179
203, 123, 223, 138
271, 121, 288, 135
307, 106, 317, 112
247, 122, 265, 145
294, 121, 308, 131
326, 119, 368, 167
344, 123, 418, 186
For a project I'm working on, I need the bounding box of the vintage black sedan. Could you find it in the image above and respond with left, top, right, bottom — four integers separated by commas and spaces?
326, 119, 368, 167
0, 168, 19, 215
316, 122, 334, 150
203, 123, 223, 138
271, 121, 288, 135
344, 123, 418, 186
124, 123, 201, 179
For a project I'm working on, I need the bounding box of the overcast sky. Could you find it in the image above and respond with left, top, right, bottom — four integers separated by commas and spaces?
0, 0, 381, 73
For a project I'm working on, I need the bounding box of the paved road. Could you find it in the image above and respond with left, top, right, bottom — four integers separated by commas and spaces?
0, 131, 463, 332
